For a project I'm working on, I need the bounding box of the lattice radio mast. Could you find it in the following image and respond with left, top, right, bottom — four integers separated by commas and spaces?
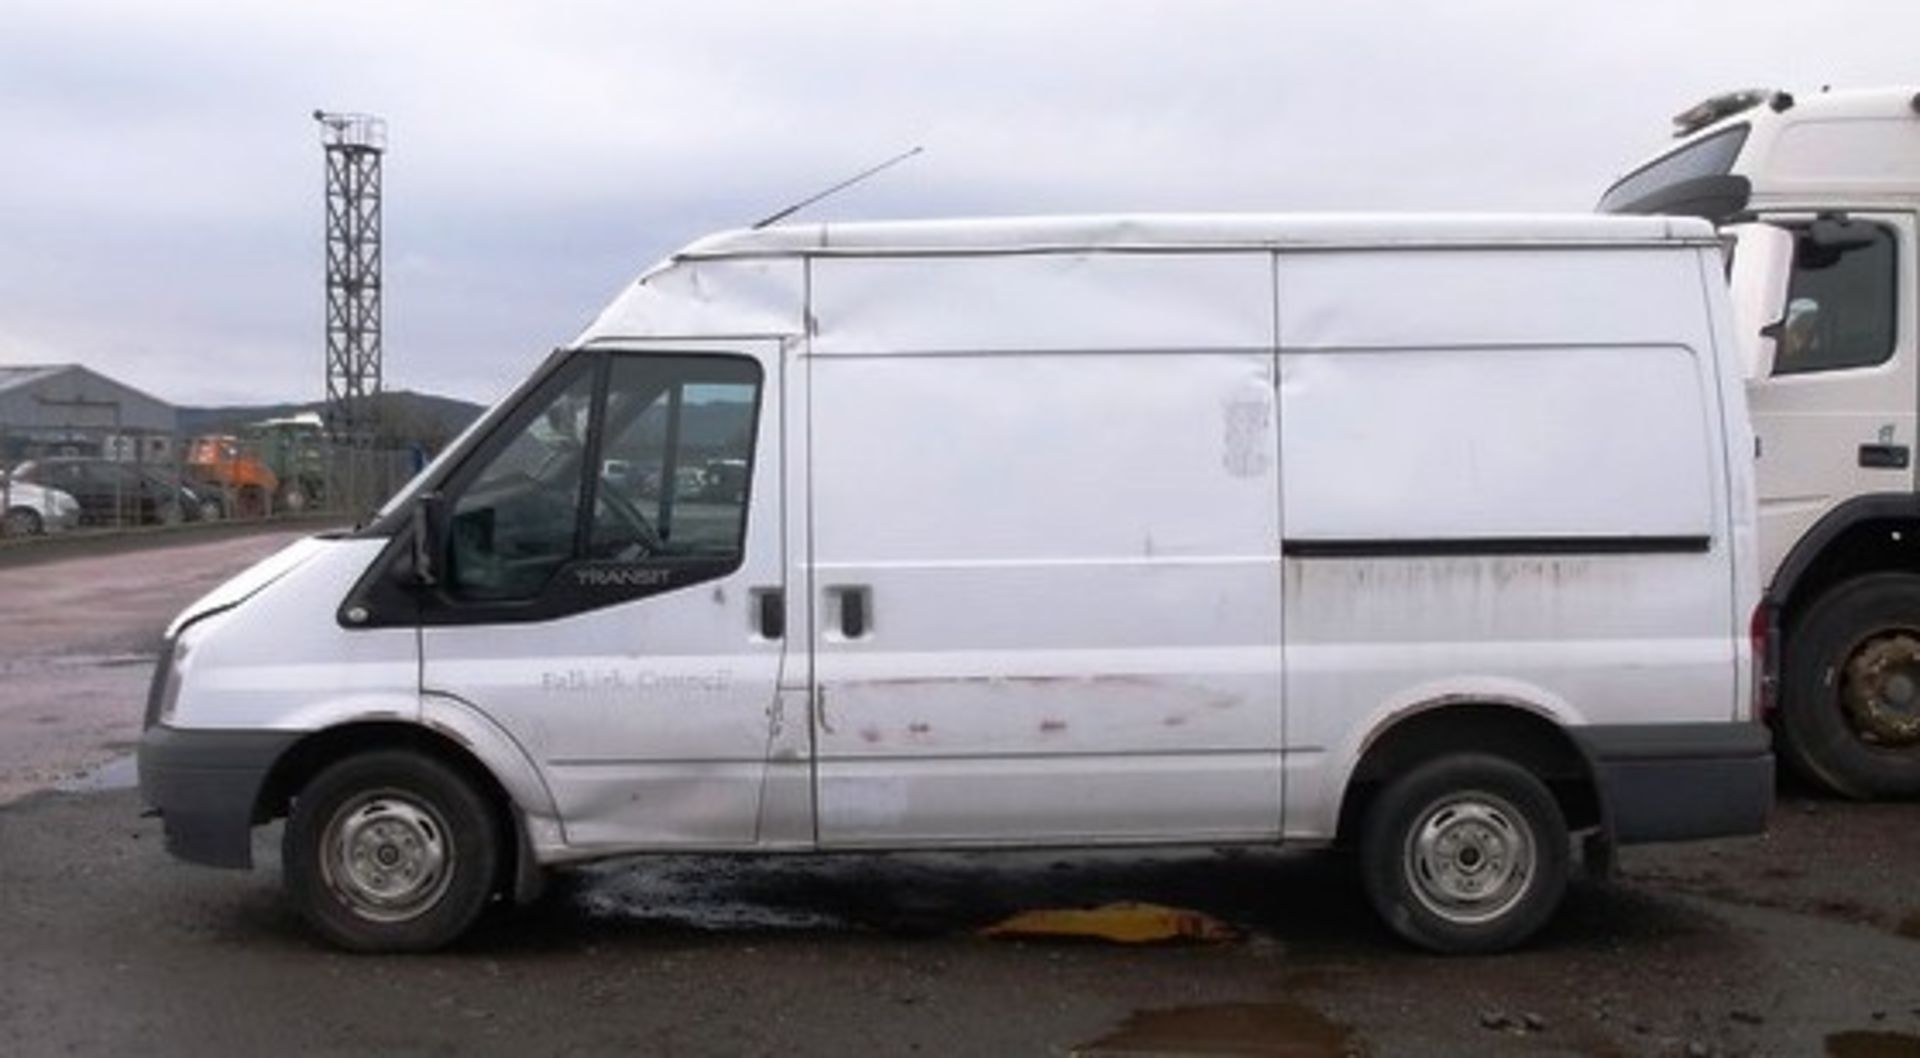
314, 110, 386, 450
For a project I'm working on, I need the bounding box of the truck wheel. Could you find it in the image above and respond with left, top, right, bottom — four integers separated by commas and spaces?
1360, 754, 1568, 954
3, 507, 42, 537
283, 750, 501, 952
1780, 574, 1920, 799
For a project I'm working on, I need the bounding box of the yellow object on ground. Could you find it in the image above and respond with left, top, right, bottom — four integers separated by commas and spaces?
980, 902, 1236, 944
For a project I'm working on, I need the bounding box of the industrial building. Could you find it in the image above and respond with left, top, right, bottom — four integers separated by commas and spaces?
0, 364, 179, 463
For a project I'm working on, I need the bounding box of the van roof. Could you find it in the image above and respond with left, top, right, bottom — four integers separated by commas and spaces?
672, 212, 1716, 260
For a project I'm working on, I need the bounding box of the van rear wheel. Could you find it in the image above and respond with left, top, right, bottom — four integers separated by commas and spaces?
284, 750, 501, 952
1360, 754, 1568, 954
1780, 574, 1920, 799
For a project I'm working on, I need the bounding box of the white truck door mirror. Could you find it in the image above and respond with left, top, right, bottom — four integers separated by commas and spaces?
1725, 223, 1797, 381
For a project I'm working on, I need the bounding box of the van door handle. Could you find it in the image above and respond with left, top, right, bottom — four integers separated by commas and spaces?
832, 586, 871, 639
753, 588, 784, 640
1860, 443, 1910, 470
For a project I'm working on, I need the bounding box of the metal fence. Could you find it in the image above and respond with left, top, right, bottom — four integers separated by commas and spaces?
0, 423, 424, 538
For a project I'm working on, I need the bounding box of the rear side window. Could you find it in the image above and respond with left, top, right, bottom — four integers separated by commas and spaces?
1774, 224, 1898, 376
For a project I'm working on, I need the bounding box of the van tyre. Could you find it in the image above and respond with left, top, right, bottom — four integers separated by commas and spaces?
1360, 754, 1568, 954
1780, 574, 1920, 799
284, 750, 501, 952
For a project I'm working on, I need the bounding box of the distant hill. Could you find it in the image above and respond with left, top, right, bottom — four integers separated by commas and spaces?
179, 390, 485, 450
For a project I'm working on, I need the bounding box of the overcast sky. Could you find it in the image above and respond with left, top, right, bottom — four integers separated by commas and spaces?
1, 0, 1916, 408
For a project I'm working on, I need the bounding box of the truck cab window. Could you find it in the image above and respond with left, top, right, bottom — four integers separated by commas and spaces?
447, 366, 596, 600
1774, 224, 1898, 376
590, 356, 760, 563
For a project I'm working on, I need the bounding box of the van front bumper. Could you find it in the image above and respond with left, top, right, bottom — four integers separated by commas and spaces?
1577, 723, 1773, 844
138, 726, 299, 869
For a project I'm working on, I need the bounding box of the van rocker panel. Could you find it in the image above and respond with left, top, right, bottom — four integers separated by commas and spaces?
138, 726, 300, 868
1576, 722, 1773, 843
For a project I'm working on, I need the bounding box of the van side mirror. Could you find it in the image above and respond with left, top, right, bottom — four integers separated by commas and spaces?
411, 491, 445, 588
1808, 215, 1877, 252
1725, 223, 1797, 381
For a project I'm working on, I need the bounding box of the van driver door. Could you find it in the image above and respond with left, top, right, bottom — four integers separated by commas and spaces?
417, 339, 808, 851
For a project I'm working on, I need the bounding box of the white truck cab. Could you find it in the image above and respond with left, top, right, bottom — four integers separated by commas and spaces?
1602, 87, 1920, 799
139, 213, 1771, 954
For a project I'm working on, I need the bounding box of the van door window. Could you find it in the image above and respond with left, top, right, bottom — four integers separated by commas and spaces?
1774, 224, 1898, 375
447, 365, 596, 600
590, 356, 760, 563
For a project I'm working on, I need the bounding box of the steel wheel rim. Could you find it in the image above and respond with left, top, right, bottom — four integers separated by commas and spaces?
1840, 629, 1920, 747
1403, 790, 1536, 926
318, 789, 455, 923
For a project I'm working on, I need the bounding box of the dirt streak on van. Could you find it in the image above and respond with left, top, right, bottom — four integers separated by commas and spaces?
138, 212, 1771, 954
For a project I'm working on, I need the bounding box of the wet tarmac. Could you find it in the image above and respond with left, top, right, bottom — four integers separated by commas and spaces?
9, 529, 1920, 1055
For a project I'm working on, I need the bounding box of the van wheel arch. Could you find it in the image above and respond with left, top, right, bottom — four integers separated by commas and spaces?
255, 722, 522, 898
1335, 702, 1602, 850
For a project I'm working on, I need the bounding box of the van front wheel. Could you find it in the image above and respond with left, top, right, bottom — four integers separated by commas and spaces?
284, 751, 501, 952
1360, 754, 1568, 954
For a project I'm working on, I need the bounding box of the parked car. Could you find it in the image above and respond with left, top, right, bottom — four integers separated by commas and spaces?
12, 457, 189, 527
140, 469, 227, 522
0, 477, 81, 536
140, 212, 1772, 955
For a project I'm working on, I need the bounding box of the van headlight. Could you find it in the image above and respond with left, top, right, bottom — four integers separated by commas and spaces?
146, 630, 196, 727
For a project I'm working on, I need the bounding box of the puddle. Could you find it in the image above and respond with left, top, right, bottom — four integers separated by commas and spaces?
568, 857, 856, 932
1075, 1001, 1359, 1057
982, 902, 1235, 944
1830, 1031, 1920, 1058
53, 754, 138, 794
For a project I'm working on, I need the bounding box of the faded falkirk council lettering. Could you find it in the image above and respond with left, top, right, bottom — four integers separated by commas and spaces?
574, 565, 671, 589
540, 668, 733, 694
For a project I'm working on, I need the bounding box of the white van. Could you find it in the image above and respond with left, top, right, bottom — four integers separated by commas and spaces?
139, 213, 1771, 954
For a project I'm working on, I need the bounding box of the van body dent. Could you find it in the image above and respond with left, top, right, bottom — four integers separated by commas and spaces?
139, 213, 1770, 953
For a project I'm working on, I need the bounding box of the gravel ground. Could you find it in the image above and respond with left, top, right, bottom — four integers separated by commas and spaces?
5, 531, 1920, 1057
0, 527, 311, 803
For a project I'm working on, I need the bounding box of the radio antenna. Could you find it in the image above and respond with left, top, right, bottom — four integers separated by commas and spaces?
751, 145, 924, 229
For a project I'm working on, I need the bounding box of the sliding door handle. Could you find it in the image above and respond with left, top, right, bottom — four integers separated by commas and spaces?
830, 585, 871, 639
752, 587, 784, 640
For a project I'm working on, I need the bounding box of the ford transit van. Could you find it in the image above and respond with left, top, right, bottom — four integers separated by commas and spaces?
139, 213, 1772, 953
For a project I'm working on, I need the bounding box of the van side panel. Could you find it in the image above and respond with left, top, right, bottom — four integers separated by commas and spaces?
805, 252, 1286, 846
1275, 247, 1740, 840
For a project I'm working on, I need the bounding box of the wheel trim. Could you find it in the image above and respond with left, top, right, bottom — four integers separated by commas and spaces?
1840, 630, 1920, 748
1402, 791, 1536, 927
318, 790, 456, 924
